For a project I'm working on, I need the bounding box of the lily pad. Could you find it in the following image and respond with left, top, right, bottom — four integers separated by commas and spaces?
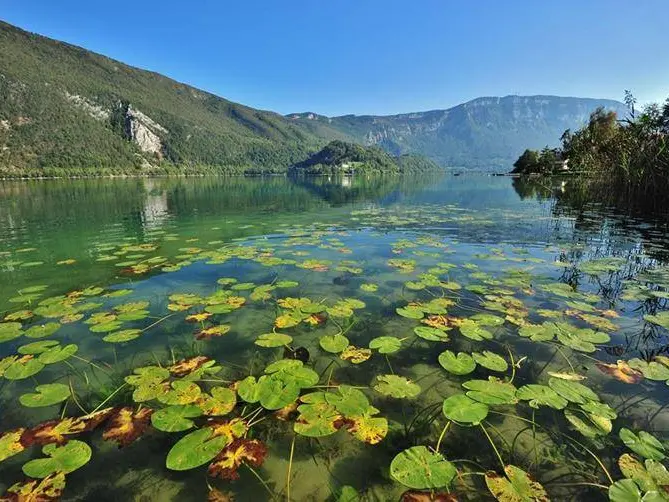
158, 381, 202, 406
38, 344, 78, 364
620, 428, 666, 461
442, 394, 489, 424
374, 375, 421, 398
22, 440, 92, 478
516, 384, 567, 409
463, 378, 518, 405
608, 479, 643, 502
459, 320, 493, 341
340, 346, 372, 364
472, 351, 508, 372
548, 377, 599, 404
414, 326, 450, 342
20, 383, 70, 408
390, 446, 457, 489
396, 306, 425, 320
319, 334, 349, 353
485, 465, 549, 502
369, 336, 402, 354
24, 322, 61, 339
255, 333, 293, 348
0, 428, 26, 463
151, 405, 202, 432
166, 427, 231, 471
2, 355, 45, 380
438, 351, 476, 375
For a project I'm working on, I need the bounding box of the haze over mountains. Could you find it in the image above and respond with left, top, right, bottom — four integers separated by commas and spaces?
0, 20, 626, 174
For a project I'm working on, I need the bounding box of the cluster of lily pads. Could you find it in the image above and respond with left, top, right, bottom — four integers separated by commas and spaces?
1, 205, 669, 501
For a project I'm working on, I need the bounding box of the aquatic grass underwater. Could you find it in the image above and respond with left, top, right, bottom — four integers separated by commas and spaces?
1, 175, 669, 501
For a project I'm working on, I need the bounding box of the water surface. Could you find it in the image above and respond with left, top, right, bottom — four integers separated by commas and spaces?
1, 175, 668, 501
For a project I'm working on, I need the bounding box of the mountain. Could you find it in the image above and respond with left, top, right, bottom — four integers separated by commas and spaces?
287, 96, 628, 170
0, 20, 627, 175
0, 20, 323, 175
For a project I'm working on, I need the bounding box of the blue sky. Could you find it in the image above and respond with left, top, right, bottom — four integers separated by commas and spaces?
2, 0, 668, 116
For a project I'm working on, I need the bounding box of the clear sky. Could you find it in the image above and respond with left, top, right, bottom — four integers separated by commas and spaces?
2, 0, 668, 116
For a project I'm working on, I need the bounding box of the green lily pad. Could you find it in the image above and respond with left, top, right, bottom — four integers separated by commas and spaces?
485, 465, 549, 502
438, 351, 477, 375
151, 405, 202, 432
38, 344, 78, 364
90, 320, 123, 333
319, 334, 349, 354
198, 387, 237, 416
294, 400, 341, 438
472, 351, 508, 372
644, 312, 669, 329
608, 479, 642, 502
369, 336, 402, 354
374, 375, 421, 399
255, 333, 293, 348
459, 320, 493, 341
165, 427, 231, 471
3, 356, 45, 380
18, 340, 59, 355
396, 306, 425, 320
22, 440, 92, 478
628, 359, 669, 381
471, 314, 505, 327
518, 324, 556, 342
24, 322, 61, 339
553, 322, 610, 353
414, 326, 450, 342
620, 428, 666, 461
516, 384, 567, 409
463, 378, 518, 405
548, 377, 599, 404
442, 394, 489, 424
20, 383, 70, 407
103, 329, 142, 343
125, 366, 170, 387
564, 410, 609, 438
580, 400, 617, 419
390, 446, 457, 489
0, 322, 22, 343
617, 454, 667, 493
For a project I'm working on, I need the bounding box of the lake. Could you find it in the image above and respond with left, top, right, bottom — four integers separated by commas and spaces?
1, 174, 669, 501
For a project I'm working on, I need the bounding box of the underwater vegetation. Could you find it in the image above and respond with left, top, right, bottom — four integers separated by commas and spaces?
2, 184, 669, 501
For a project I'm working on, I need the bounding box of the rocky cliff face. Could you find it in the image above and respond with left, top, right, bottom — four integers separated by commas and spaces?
124, 106, 167, 156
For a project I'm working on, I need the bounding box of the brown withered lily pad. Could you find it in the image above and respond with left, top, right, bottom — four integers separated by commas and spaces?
596, 360, 643, 384
207, 439, 268, 480
185, 312, 213, 323
195, 325, 231, 340
0, 428, 26, 463
102, 407, 153, 447
401, 491, 459, 502
168, 356, 213, 377
340, 346, 372, 364
0, 472, 65, 501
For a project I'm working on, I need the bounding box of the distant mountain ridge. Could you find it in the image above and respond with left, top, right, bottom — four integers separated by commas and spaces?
0, 19, 627, 174
287, 95, 628, 169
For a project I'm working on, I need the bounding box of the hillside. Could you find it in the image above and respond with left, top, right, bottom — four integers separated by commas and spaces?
0, 20, 627, 175
290, 140, 440, 175
0, 21, 322, 175
287, 96, 628, 170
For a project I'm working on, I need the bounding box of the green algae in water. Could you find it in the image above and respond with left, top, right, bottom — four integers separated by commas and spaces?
1, 175, 669, 500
